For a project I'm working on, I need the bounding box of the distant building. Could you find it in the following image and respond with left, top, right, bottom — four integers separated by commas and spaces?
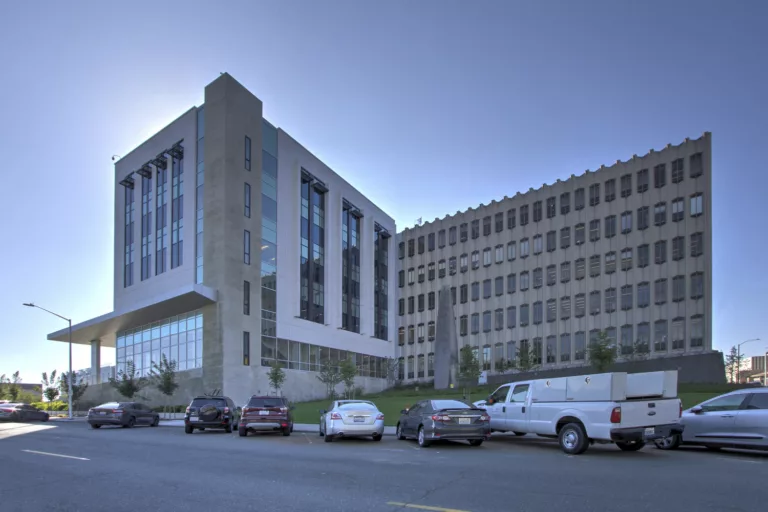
752, 355, 766, 372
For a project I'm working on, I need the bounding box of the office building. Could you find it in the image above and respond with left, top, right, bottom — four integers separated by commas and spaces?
48, 74, 397, 403
395, 134, 712, 382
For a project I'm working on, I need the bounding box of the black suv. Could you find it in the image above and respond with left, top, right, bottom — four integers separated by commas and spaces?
184, 396, 240, 434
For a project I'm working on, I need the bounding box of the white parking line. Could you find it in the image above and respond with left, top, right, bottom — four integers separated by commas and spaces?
302, 433, 313, 444
22, 450, 89, 461
716, 456, 761, 464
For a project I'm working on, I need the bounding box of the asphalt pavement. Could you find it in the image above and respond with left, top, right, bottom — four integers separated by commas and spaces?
0, 420, 764, 512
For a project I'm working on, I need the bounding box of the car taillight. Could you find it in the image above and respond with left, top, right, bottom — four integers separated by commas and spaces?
479, 415, 490, 422
113, 409, 123, 414
679, 400, 683, 418
330, 412, 342, 420
610, 406, 621, 424
279, 407, 288, 413
185, 407, 190, 414
242, 407, 252, 415
375, 413, 385, 421
0, 408, 11, 413
431, 415, 451, 422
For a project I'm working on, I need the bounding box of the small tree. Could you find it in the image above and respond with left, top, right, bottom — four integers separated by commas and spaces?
3, 371, 22, 402
41, 370, 60, 410
724, 346, 745, 383
457, 345, 481, 401
588, 330, 617, 372
267, 361, 286, 396
339, 358, 357, 399
150, 355, 179, 418
516, 343, 537, 372
316, 362, 342, 399
384, 357, 400, 387
108, 361, 148, 400
60, 371, 90, 412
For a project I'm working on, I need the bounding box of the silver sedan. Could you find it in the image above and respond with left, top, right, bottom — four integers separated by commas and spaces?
319, 400, 385, 442
655, 388, 768, 452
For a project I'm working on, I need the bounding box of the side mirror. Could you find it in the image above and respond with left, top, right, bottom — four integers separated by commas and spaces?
400, 409, 408, 415
691, 406, 703, 414
320, 409, 326, 414
487, 398, 495, 405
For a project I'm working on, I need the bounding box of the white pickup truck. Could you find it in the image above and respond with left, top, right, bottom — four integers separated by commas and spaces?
474, 370, 685, 454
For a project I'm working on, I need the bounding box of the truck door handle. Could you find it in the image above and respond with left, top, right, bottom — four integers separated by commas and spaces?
502, 406, 506, 413
522, 406, 526, 413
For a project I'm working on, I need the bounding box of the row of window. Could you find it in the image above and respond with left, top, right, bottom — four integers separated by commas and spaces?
400, 272, 704, 319
400, 195, 704, 266
399, 234, 704, 289
399, 316, 705, 377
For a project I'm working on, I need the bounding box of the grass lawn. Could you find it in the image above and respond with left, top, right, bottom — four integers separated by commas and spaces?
293, 382, 745, 427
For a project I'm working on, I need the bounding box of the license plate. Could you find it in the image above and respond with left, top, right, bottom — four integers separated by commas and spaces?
99, 411, 106, 415
644, 427, 655, 436
353, 416, 364, 423
190, 415, 199, 421
259, 410, 270, 416
458, 418, 471, 425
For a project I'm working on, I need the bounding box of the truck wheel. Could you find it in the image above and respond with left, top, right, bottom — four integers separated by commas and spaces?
616, 441, 646, 452
653, 435, 681, 450
558, 422, 588, 455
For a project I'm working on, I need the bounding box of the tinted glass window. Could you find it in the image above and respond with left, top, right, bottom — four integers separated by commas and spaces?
192, 398, 227, 407
247, 397, 283, 408
338, 403, 376, 411
96, 402, 121, 409
701, 394, 747, 412
746, 393, 768, 410
510, 385, 529, 402
431, 400, 470, 410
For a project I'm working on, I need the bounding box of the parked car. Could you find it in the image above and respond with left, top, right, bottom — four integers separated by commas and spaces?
88, 402, 159, 428
319, 400, 385, 442
475, 371, 684, 454
185, 396, 240, 434
239, 396, 292, 437
654, 388, 768, 452
396, 399, 490, 447
0, 403, 49, 422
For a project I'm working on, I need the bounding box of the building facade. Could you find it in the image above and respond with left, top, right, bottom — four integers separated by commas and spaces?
48, 74, 397, 404
752, 356, 766, 373
395, 134, 712, 382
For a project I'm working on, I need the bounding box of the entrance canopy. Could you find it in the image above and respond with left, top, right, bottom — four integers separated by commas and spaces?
47, 284, 217, 348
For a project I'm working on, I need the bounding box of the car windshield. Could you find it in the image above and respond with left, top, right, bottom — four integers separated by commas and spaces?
191, 398, 226, 407
338, 402, 376, 411
96, 402, 121, 409
431, 400, 470, 411
247, 397, 283, 408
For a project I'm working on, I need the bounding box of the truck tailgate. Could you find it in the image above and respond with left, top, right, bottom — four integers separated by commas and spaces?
619, 398, 680, 428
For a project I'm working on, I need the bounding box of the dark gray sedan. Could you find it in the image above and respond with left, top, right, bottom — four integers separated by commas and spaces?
0, 403, 49, 422
87, 402, 160, 428
396, 399, 491, 447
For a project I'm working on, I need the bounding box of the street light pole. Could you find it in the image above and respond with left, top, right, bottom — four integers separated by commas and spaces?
23, 303, 74, 420
736, 338, 760, 384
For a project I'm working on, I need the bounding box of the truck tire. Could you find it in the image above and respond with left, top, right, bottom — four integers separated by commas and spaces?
616, 441, 646, 452
558, 422, 588, 455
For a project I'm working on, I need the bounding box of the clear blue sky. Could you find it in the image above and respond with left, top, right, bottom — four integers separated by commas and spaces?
1, 0, 766, 383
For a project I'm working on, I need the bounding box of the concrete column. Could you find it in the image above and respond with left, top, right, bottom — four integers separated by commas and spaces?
90, 339, 101, 384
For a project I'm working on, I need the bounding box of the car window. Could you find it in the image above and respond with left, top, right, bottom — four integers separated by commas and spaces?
510, 384, 530, 403
192, 398, 227, 407
408, 404, 421, 416
488, 386, 510, 404
745, 393, 768, 410
701, 394, 748, 412
338, 403, 376, 411
96, 402, 121, 409
247, 397, 283, 408
431, 400, 470, 411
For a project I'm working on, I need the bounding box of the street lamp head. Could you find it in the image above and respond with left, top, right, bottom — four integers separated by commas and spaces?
22, 303, 34, 307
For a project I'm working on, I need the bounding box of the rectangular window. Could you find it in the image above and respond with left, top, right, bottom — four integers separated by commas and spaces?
690, 315, 704, 347
560, 333, 571, 362
438, 229, 446, 248
170, 156, 184, 269
507, 208, 516, 229
690, 193, 703, 217
471, 251, 480, 269
604, 287, 616, 313
507, 306, 516, 328
495, 276, 504, 296
575, 188, 585, 210
398, 270, 404, 287
620, 174, 631, 198
471, 281, 480, 301
520, 205, 529, 225
654, 320, 668, 352
671, 197, 684, 222
428, 322, 436, 342
655, 240, 667, 264
560, 192, 570, 214
427, 232, 435, 251
418, 323, 425, 342
621, 285, 633, 310
589, 183, 600, 206
690, 152, 703, 178
398, 298, 404, 316
637, 282, 650, 308
589, 220, 600, 242
520, 238, 529, 258
483, 279, 492, 299
471, 220, 480, 239
448, 257, 457, 275
621, 248, 632, 270
560, 296, 571, 319
638, 244, 650, 267
533, 301, 543, 324
139, 174, 152, 282
495, 212, 504, 233
408, 296, 414, 314
637, 206, 649, 230
654, 163, 666, 188
560, 227, 571, 249
460, 223, 468, 242
575, 223, 585, 245
533, 267, 543, 288
672, 236, 684, 261
589, 255, 600, 277
428, 262, 435, 280
507, 273, 516, 293
575, 258, 585, 280
691, 232, 704, 257
605, 179, 615, 202
299, 175, 327, 324
460, 316, 468, 336
533, 201, 542, 222
574, 294, 585, 317
418, 265, 425, 283
637, 168, 649, 193
547, 299, 556, 323
520, 271, 529, 290
671, 318, 685, 350
547, 264, 556, 286
243, 280, 251, 315
495, 244, 504, 263
244, 135, 251, 171
483, 216, 492, 236
495, 308, 504, 330
672, 275, 685, 302
546, 230, 556, 252
560, 261, 571, 282
621, 211, 632, 234
605, 251, 616, 274
654, 203, 667, 226
155, 163, 168, 276
655, 278, 667, 305
243, 230, 251, 264
459, 255, 467, 273
460, 284, 468, 303
483, 247, 492, 266
417, 236, 425, 254
471, 313, 480, 334
438, 259, 446, 277
408, 268, 414, 284
244, 183, 251, 217
590, 291, 600, 315
671, 158, 684, 183
546, 197, 556, 218
605, 215, 616, 238
520, 304, 529, 326
533, 235, 543, 254
449, 226, 457, 245
507, 241, 516, 261
243, 331, 250, 366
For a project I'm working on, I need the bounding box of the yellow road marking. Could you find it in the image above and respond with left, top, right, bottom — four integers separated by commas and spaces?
387, 502, 471, 512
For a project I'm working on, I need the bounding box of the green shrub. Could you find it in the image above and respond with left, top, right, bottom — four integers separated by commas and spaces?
31, 401, 68, 411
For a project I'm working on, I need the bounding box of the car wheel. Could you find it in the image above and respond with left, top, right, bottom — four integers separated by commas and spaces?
372, 433, 382, 442
324, 432, 334, 443
290, 423, 294, 433
239, 427, 247, 437
90, 424, 101, 429
124, 417, 136, 428
654, 434, 681, 450
225, 423, 233, 434
42, 415, 49, 422
513, 432, 526, 436
396, 423, 406, 440
469, 439, 483, 447
184, 425, 193, 434
319, 421, 325, 437
558, 422, 588, 455
616, 441, 646, 452
282, 427, 290, 437
151, 416, 160, 427
417, 426, 431, 448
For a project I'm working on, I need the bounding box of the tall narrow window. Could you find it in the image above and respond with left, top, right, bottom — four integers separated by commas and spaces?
244, 135, 251, 171
140, 172, 153, 281
342, 201, 362, 333
244, 182, 251, 218
243, 331, 250, 366
244, 230, 251, 264
170, 155, 184, 269
195, 112, 204, 283
374, 224, 390, 340
300, 172, 327, 324
155, 158, 168, 275
123, 184, 135, 287
243, 280, 251, 315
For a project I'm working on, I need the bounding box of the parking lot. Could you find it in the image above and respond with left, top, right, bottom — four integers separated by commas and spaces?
0, 420, 764, 512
